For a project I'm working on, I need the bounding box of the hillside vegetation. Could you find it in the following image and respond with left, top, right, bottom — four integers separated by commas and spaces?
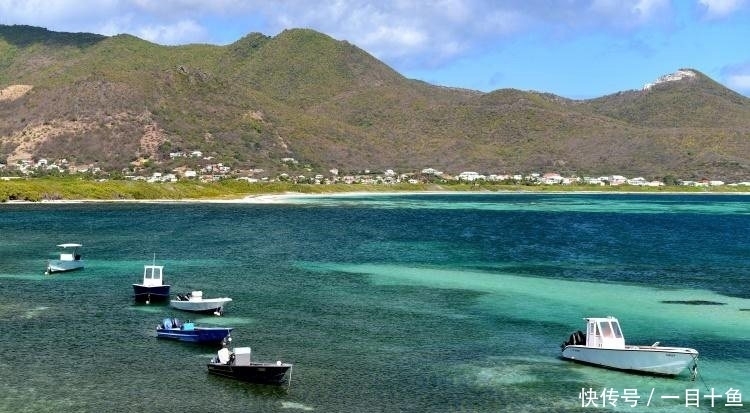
2, 24, 750, 181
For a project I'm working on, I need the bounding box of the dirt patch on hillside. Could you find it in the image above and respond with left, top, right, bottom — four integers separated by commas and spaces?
139, 122, 167, 158
0, 84, 33, 102
4, 119, 94, 163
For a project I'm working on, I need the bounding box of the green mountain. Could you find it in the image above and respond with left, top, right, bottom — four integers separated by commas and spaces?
2, 24, 750, 180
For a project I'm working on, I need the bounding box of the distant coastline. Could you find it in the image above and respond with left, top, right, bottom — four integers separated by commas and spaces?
3, 185, 749, 205
2, 176, 750, 204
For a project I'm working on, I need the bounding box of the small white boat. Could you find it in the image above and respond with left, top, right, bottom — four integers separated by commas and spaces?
46, 243, 84, 274
170, 291, 232, 316
560, 316, 698, 377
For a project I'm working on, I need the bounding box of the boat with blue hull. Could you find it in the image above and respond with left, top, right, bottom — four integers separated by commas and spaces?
133, 262, 170, 304
156, 318, 233, 344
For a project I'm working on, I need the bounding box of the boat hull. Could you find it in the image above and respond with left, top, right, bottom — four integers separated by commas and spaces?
47, 260, 84, 273
133, 284, 171, 303
156, 327, 233, 344
207, 362, 292, 384
170, 298, 232, 314
561, 345, 698, 375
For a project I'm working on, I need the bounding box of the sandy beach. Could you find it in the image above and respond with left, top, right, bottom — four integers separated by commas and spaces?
3, 188, 747, 206
1, 190, 465, 204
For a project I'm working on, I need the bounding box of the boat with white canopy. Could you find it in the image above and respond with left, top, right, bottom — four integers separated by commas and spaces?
560, 316, 699, 377
45, 243, 84, 274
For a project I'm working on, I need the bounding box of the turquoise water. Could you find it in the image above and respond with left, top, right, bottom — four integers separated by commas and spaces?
0, 193, 748, 412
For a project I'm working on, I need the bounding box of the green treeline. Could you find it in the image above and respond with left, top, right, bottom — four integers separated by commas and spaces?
0, 177, 739, 203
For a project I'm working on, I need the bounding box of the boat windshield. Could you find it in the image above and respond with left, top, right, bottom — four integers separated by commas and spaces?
144, 266, 162, 281
599, 321, 614, 338
611, 321, 623, 338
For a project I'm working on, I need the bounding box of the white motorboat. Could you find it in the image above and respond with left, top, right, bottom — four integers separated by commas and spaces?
46, 243, 84, 274
560, 316, 698, 377
170, 290, 232, 316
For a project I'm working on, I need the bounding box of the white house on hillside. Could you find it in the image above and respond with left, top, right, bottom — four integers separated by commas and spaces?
458, 171, 484, 181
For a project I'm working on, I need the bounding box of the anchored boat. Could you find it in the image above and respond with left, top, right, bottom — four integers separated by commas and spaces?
156, 318, 233, 344
133, 262, 171, 304
46, 243, 84, 274
560, 316, 698, 377
207, 345, 293, 384
171, 290, 232, 316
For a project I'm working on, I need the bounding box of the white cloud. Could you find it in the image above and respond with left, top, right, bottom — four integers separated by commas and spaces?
0, 0, 239, 41
0, 1, 676, 46
723, 62, 750, 94
588, 0, 671, 26
698, 0, 747, 19
250, 0, 674, 68
253, 1, 484, 66
134, 19, 207, 45
727, 74, 750, 90
0, 0, 118, 29
0, 1, 687, 72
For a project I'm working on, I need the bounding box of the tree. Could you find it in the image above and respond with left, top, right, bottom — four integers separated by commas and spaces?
662, 174, 679, 186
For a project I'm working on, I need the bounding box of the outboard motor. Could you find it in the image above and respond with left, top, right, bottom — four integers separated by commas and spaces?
573, 330, 586, 345
561, 330, 587, 349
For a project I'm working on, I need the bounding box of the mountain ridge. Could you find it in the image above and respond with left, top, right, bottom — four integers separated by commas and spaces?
2, 25, 750, 181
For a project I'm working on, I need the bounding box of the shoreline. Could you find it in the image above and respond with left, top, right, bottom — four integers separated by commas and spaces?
4, 178, 750, 203
3, 189, 749, 205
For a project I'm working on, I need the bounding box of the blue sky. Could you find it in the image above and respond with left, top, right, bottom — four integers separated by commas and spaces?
1, 0, 749, 99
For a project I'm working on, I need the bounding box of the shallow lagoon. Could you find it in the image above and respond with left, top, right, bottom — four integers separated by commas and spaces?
0, 193, 748, 412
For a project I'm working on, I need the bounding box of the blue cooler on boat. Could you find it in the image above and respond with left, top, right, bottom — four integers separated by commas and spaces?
182, 322, 194, 331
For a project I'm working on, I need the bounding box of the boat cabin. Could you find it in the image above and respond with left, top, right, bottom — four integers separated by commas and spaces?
585, 316, 625, 349
57, 243, 82, 261
142, 265, 165, 287
234, 347, 252, 364
216, 347, 251, 365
